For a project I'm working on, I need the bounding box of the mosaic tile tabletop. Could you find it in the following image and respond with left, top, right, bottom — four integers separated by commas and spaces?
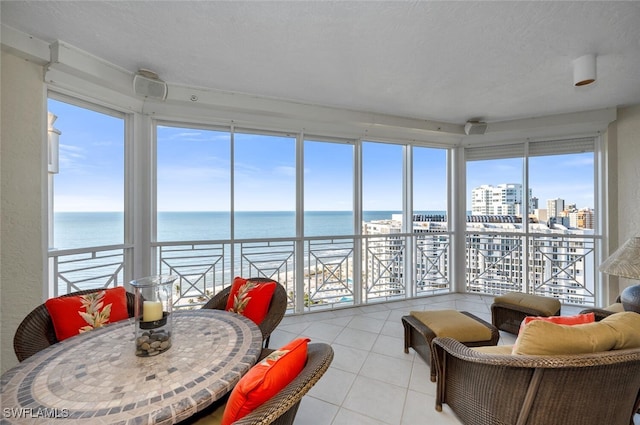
1, 310, 263, 425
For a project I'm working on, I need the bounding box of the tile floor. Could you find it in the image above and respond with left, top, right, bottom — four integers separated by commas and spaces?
268, 292, 604, 425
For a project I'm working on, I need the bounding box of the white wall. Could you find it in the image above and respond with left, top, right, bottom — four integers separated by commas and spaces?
613, 105, 640, 292
1, 51, 47, 373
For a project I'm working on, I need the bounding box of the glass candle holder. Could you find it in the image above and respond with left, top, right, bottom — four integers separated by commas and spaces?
130, 275, 177, 357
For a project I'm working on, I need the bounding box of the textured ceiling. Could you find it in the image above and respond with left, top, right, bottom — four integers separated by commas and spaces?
2, 1, 640, 124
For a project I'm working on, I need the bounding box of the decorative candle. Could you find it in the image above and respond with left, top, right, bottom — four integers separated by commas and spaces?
132, 275, 176, 357
143, 300, 163, 322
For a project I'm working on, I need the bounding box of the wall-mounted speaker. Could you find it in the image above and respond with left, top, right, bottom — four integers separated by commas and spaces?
464, 120, 488, 135
133, 70, 167, 100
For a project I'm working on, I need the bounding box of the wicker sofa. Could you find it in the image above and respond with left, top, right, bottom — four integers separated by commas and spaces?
579, 295, 626, 321
432, 312, 640, 425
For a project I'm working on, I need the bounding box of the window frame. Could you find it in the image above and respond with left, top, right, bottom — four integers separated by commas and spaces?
462, 135, 605, 306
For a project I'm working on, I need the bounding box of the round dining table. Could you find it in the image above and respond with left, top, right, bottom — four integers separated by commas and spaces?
1, 309, 262, 424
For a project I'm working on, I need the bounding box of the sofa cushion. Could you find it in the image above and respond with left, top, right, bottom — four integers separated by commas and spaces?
513, 311, 640, 355
601, 311, 640, 349
512, 312, 596, 354
513, 319, 617, 355
604, 302, 625, 313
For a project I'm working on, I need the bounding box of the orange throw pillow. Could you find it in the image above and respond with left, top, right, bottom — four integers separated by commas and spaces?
521, 312, 595, 329
222, 337, 310, 425
225, 277, 276, 325
45, 287, 129, 341
512, 312, 595, 354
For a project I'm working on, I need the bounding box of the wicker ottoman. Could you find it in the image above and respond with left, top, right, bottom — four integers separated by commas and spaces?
402, 310, 499, 382
491, 292, 561, 334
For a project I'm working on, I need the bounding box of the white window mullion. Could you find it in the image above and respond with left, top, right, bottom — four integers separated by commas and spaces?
523, 141, 530, 293
404, 145, 414, 298
353, 139, 363, 305
229, 125, 235, 283
132, 113, 153, 284
295, 132, 305, 314
451, 146, 466, 293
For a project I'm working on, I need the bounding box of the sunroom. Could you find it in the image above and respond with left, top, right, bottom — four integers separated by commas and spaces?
2, 2, 640, 424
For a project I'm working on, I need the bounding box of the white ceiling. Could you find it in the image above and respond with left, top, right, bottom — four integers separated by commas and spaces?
2, 1, 640, 125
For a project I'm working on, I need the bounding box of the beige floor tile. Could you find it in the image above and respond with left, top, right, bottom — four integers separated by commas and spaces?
283, 293, 621, 425
341, 375, 407, 424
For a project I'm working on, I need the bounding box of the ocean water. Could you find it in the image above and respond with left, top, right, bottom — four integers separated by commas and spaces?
52, 211, 443, 249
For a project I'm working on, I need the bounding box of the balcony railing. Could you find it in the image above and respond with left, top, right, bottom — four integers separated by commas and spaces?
48, 244, 131, 297
466, 231, 596, 305
48, 230, 597, 311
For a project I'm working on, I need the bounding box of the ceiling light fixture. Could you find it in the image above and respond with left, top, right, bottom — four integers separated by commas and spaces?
573, 54, 597, 87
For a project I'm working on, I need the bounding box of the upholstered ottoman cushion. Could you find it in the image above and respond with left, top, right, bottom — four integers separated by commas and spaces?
402, 310, 499, 382
491, 292, 561, 335
410, 310, 494, 342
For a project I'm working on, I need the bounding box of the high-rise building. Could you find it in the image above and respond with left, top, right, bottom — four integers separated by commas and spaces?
471, 184, 534, 215
547, 198, 565, 219
569, 208, 595, 229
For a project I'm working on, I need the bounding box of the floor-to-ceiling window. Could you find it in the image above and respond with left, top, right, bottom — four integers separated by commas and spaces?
46, 89, 600, 310
303, 138, 355, 310
465, 137, 598, 305
232, 131, 297, 306
47, 95, 127, 296
528, 140, 596, 304
466, 148, 525, 293
155, 124, 232, 306
362, 141, 405, 301
413, 147, 450, 296
153, 128, 453, 312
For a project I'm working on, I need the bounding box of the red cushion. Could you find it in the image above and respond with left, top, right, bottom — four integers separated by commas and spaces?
512, 312, 596, 354
44, 287, 129, 341
520, 312, 595, 330
225, 277, 276, 325
222, 338, 310, 425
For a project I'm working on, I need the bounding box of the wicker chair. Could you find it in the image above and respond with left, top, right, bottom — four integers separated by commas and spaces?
202, 278, 288, 348
13, 288, 136, 362
432, 337, 640, 425
580, 295, 626, 321
232, 342, 333, 425
183, 343, 334, 425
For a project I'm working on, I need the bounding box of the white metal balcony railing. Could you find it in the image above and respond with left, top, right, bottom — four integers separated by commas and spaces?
48, 244, 130, 297
48, 232, 598, 312
466, 232, 597, 305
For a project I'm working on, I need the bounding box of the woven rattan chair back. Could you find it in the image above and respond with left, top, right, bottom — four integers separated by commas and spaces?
201, 277, 288, 348
231, 342, 334, 425
13, 288, 135, 362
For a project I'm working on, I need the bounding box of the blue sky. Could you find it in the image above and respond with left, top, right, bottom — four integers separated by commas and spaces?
48, 99, 594, 213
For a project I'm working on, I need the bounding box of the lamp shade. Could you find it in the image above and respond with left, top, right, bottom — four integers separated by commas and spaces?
599, 236, 640, 279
